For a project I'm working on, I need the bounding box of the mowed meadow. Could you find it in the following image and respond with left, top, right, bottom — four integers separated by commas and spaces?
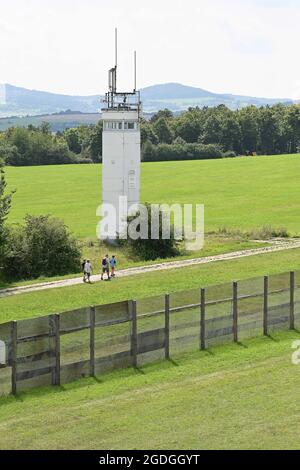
5, 153, 300, 238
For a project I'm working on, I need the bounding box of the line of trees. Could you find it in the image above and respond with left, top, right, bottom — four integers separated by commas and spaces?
0, 122, 102, 166
141, 104, 300, 161
0, 103, 299, 166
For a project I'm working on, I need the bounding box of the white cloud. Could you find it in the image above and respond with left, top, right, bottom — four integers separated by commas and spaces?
0, 0, 299, 99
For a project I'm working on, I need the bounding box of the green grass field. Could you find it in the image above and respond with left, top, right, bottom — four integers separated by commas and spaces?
1, 247, 299, 323
6, 154, 300, 238
1, 155, 300, 450
0, 331, 299, 449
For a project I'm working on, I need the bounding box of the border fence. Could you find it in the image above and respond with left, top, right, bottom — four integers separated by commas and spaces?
0, 270, 299, 395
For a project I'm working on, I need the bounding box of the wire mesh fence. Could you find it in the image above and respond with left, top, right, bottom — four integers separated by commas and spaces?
0, 270, 298, 396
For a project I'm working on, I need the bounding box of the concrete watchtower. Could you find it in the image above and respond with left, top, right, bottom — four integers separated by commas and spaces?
101, 29, 142, 237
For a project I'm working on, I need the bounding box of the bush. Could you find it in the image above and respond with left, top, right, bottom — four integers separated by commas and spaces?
3, 215, 81, 280
142, 142, 222, 162
119, 203, 180, 261
222, 150, 237, 158
250, 225, 289, 240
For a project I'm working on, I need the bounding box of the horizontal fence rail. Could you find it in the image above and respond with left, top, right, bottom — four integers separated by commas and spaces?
0, 270, 299, 395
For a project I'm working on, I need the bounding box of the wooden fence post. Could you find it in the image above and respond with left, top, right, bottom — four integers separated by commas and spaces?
90, 306, 96, 377
233, 281, 238, 343
11, 321, 17, 396
200, 288, 206, 350
290, 271, 295, 330
263, 276, 269, 336
54, 314, 60, 386
165, 294, 170, 360
49, 315, 56, 386
130, 300, 138, 368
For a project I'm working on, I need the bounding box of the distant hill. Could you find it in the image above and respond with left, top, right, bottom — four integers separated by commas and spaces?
0, 82, 295, 119
140, 83, 294, 112
0, 111, 102, 132
0, 84, 102, 118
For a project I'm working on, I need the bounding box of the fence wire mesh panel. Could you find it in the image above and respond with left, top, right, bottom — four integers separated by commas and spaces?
169, 289, 200, 355
268, 272, 290, 332
205, 283, 233, 347
94, 301, 131, 375
205, 302, 233, 347
238, 276, 264, 340
296, 288, 300, 326
205, 282, 233, 311
238, 276, 264, 298
60, 307, 90, 384
238, 295, 264, 340
136, 296, 165, 366
16, 316, 54, 391
295, 271, 300, 328
0, 322, 12, 395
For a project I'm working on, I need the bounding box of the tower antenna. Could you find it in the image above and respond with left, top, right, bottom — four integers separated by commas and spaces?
134, 50, 137, 92
115, 27, 118, 70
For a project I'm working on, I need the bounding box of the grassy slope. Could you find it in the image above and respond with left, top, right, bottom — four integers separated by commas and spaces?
0, 235, 260, 290
0, 247, 299, 323
0, 331, 299, 450
6, 154, 300, 238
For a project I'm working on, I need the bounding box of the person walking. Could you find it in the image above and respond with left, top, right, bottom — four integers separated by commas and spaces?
82, 259, 87, 283
84, 259, 92, 283
110, 255, 117, 277
101, 254, 110, 281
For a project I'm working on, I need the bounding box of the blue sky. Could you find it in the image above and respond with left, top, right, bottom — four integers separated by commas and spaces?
0, 0, 299, 99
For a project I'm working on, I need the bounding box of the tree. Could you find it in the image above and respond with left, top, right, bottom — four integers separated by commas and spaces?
150, 109, 173, 123
286, 105, 300, 153
258, 106, 280, 155
4, 215, 81, 279
64, 128, 82, 154
174, 110, 202, 143
153, 117, 174, 144
0, 142, 20, 165
140, 121, 159, 145
0, 160, 13, 268
238, 106, 259, 153
87, 121, 103, 162
201, 114, 223, 145
220, 115, 242, 153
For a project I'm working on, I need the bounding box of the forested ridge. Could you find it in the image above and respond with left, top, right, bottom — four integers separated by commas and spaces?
0, 103, 299, 166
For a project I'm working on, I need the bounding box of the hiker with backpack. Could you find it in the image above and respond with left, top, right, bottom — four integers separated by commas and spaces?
101, 254, 110, 281
110, 255, 117, 277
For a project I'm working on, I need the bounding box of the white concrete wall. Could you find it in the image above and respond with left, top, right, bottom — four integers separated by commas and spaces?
0, 340, 5, 365
102, 109, 141, 236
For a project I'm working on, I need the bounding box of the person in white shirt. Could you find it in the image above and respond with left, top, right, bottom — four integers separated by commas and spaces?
84, 259, 92, 283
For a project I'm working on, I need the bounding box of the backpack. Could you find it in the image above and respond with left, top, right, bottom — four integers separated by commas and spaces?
102, 258, 107, 267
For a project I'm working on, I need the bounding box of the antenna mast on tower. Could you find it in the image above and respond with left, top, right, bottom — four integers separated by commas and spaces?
103, 28, 141, 116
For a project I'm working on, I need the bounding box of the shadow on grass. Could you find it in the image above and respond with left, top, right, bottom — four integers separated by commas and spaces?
266, 334, 280, 342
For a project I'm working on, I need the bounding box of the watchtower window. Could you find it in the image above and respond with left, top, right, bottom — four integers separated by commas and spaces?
104, 121, 123, 130
124, 122, 136, 130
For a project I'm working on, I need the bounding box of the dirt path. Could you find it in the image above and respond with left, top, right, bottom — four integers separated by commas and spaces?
1, 239, 299, 299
